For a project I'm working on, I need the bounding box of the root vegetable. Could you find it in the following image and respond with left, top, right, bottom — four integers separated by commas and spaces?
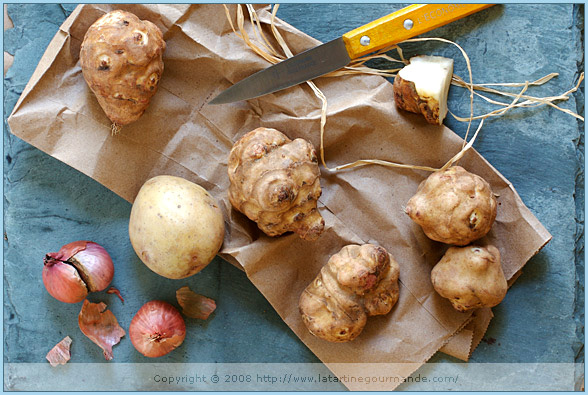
299, 244, 400, 342
80, 10, 165, 126
129, 300, 186, 358
393, 55, 453, 124
129, 175, 225, 279
431, 245, 507, 312
228, 127, 325, 241
43, 241, 114, 304
405, 166, 497, 246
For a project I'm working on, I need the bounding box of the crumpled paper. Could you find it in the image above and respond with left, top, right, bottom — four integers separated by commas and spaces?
7, 4, 551, 390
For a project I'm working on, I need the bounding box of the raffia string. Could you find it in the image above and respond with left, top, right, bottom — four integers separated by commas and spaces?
450, 73, 585, 121
111, 123, 121, 135
224, 4, 584, 173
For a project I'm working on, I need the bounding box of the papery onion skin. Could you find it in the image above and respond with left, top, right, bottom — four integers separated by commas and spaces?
78, 299, 126, 360
107, 286, 124, 303
69, 242, 114, 292
176, 286, 216, 319
46, 336, 72, 367
129, 301, 186, 358
43, 241, 114, 304
42, 259, 88, 303
46, 240, 89, 261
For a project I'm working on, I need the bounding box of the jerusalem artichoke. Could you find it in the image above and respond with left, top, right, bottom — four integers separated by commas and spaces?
299, 244, 400, 342
228, 127, 325, 240
431, 245, 507, 312
405, 166, 497, 246
80, 10, 165, 126
393, 55, 453, 124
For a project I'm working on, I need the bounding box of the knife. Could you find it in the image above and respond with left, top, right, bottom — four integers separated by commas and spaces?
209, 4, 493, 105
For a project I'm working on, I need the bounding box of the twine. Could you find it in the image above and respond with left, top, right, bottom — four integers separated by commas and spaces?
111, 122, 121, 135
224, 4, 584, 174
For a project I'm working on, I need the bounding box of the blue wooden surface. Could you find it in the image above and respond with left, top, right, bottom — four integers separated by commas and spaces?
3, 3, 584, 389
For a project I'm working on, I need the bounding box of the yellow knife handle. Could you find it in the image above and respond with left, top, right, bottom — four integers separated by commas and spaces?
342, 4, 494, 59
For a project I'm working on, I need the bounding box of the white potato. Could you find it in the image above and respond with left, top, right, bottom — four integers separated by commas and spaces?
129, 175, 225, 279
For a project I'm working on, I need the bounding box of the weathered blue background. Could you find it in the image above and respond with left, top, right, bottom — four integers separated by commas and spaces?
3, 3, 584, 389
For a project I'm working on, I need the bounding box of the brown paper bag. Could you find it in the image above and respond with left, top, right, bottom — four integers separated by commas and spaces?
440, 270, 522, 361
8, 4, 551, 390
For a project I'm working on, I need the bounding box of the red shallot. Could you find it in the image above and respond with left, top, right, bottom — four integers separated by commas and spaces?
129, 300, 186, 358
43, 241, 114, 303
78, 299, 125, 360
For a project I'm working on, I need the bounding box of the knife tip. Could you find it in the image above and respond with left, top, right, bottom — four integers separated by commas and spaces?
207, 96, 224, 105
207, 89, 234, 105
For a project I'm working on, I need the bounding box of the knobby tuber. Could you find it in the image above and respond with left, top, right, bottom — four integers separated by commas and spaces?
431, 245, 507, 312
299, 244, 400, 342
406, 166, 497, 246
228, 127, 325, 241
80, 10, 165, 126
394, 55, 454, 124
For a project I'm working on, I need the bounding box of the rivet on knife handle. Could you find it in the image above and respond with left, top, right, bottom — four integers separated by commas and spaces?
342, 4, 494, 59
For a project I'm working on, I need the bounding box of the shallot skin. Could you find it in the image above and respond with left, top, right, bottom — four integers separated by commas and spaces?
70, 242, 114, 292
129, 300, 186, 358
42, 261, 88, 303
46, 336, 73, 367
176, 286, 216, 319
78, 299, 126, 360
43, 241, 114, 304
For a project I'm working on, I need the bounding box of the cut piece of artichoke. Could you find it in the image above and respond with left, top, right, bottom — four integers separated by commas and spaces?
394, 55, 454, 124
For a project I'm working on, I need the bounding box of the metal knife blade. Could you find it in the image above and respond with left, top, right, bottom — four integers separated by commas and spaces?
209, 4, 493, 105
209, 37, 350, 105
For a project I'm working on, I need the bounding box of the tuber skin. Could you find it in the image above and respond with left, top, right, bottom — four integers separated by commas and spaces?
228, 127, 325, 241
129, 175, 225, 279
393, 55, 453, 125
405, 166, 497, 246
80, 10, 165, 126
431, 245, 507, 312
299, 244, 400, 342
